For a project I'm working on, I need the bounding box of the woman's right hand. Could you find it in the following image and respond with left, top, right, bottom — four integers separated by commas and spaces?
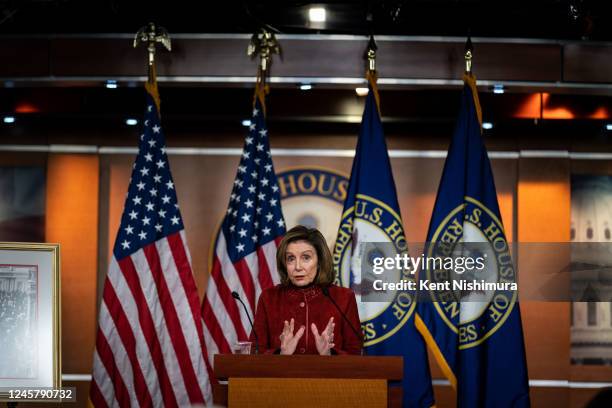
279, 318, 305, 355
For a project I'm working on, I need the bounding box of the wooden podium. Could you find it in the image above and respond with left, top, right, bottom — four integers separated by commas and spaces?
213, 354, 403, 407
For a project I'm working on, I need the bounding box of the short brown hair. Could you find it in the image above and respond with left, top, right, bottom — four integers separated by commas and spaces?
276, 225, 335, 286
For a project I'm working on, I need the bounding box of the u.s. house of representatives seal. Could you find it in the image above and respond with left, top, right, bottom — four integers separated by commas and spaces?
276, 167, 348, 244
333, 194, 417, 347
425, 196, 518, 349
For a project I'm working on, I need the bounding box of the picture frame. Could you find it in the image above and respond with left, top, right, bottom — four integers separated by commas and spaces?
570, 175, 612, 366
0, 242, 61, 402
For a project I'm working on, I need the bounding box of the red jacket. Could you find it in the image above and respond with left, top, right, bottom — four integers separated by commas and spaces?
250, 284, 363, 355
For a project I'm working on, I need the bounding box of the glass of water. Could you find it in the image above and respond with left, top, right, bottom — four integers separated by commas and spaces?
233, 341, 252, 354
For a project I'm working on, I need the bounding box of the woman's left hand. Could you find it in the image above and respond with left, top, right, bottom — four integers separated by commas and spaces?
311, 317, 335, 355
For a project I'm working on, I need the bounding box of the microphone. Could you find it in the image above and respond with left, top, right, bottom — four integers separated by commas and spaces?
231, 291, 259, 354
321, 286, 364, 354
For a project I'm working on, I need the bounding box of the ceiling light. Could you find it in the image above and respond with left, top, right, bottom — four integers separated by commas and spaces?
493, 84, 504, 94
3, 116, 15, 124
309, 7, 326, 22
242, 119, 252, 127
355, 87, 369, 96
299, 83, 312, 91
106, 80, 118, 89
482, 122, 493, 129
125, 118, 138, 126
15, 103, 38, 113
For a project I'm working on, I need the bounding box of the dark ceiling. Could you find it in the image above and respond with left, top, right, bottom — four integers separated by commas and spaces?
0, 0, 610, 41
0, 0, 609, 140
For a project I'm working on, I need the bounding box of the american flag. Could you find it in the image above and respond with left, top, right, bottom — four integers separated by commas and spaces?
201, 93, 286, 384
90, 80, 210, 407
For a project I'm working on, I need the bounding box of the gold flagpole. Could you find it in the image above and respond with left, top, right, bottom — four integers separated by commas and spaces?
133, 22, 171, 114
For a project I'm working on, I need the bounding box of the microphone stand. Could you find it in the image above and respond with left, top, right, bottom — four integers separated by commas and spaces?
321, 286, 364, 355
231, 291, 259, 354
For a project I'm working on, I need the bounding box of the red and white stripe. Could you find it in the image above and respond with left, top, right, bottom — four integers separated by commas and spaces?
201, 231, 280, 386
91, 230, 212, 407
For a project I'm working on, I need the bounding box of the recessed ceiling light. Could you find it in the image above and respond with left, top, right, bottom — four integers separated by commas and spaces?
482, 122, 493, 129
309, 7, 326, 22
242, 119, 252, 127
3, 116, 15, 124
125, 118, 138, 126
355, 87, 369, 96
299, 83, 313, 91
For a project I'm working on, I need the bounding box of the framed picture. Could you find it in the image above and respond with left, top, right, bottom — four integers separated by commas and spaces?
570, 175, 612, 365
0, 242, 60, 401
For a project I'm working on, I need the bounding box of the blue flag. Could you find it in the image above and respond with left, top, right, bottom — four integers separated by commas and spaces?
415, 75, 530, 407
333, 81, 435, 407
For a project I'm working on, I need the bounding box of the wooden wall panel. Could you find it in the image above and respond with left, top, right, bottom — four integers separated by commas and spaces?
531, 387, 571, 407
0, 39, 50, 77
379, 42, 560, 82
429, 385, 608, 408
518, 158, 571, 387
45, 154, 99, 375
9, 36, 606, 91
430, 385, 610, 408
432, 385, 457, 407
564, 44, 612, 84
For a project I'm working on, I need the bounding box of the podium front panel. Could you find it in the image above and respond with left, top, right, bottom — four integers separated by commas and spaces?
228, 378, 387, 408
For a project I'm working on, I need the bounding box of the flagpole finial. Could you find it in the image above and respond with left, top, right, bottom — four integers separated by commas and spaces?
134, 23, 169, 113
134, 22, 172, 70
247, 30, 281, 87
464, 36, 473, 74
363, 35, 381, 115
364, 35, 378, 74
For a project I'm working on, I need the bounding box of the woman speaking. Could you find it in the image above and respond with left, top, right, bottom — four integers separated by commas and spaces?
251, 225, 363, 355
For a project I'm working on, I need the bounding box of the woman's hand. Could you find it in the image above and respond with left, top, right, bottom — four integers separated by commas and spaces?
279, 318, 305, 355
311, 317, 335, 355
